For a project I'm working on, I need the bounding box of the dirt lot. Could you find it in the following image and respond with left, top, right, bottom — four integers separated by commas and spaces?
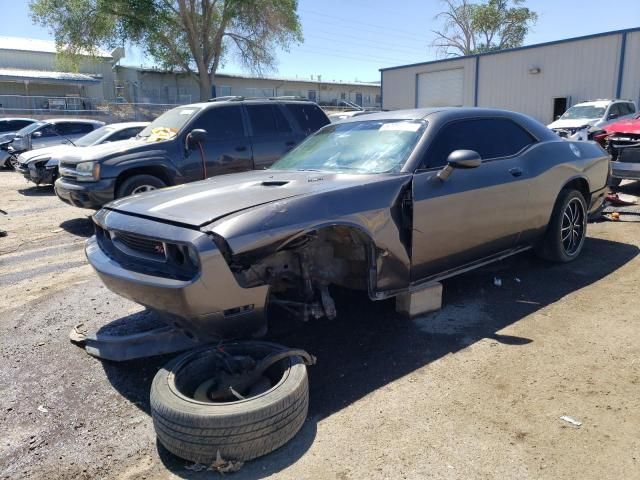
1, 170, 639, 480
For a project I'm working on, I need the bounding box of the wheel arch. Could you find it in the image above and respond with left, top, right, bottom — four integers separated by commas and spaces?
114, 165, 174, 194
561, 176, 591, 205
277, 221, 380, 298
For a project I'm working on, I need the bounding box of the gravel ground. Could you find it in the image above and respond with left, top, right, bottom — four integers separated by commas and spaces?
1, 170, 639, 480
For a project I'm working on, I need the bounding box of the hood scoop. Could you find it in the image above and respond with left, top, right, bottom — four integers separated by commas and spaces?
260, 180, 290, 187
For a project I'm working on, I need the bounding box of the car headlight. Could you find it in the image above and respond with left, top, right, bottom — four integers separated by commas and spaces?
74, 161, 100, 182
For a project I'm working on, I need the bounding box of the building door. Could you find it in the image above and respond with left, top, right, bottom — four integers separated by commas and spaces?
553, 97, 569, 121
308, 90, 317, 102
355, 92, 362, 106
417, 68, 464, 107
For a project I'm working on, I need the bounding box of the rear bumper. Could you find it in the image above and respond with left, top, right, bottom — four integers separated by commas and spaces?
611, 161, 640, 180
55, 177, 116, 209
86, 209, 269, 341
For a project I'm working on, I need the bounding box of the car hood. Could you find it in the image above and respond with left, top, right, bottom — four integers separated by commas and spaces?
18, 144, 75, 164
547, 118, 598, 129
56, 138, 162, 164
604, 118, 640, 134
106, 169, 399, 227
0, 132, 16, 144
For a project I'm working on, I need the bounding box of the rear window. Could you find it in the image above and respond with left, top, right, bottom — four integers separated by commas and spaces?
284, 103, 330, 135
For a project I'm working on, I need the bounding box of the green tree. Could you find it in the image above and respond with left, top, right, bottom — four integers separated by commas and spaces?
432, 0, 537, 57
30, 0, 303, 101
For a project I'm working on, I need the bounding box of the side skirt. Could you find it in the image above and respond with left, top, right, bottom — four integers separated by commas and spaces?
373, 245, 532, 300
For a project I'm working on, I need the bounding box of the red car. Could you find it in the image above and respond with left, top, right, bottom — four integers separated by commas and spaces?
594, 114, 640, 186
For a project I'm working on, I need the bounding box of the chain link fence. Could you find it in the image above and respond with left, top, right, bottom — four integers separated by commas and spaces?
0, 94, 377, 123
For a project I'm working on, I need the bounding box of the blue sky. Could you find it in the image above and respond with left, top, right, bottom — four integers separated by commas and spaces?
2, 0, 639, 82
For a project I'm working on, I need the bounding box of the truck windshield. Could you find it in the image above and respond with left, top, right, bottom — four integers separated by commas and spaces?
561, 105, 606, 120
270, 119, 426, 174
138, 106, 202, 141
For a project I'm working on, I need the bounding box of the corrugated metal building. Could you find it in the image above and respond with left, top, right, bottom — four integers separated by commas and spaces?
114, 66, 381, 107
0, 36, 118, 103
380, 27, 640, 124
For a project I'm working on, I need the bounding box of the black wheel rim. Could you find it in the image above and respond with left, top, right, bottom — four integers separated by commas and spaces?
561, 198, 585, 256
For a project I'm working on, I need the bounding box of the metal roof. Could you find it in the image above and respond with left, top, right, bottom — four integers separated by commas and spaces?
380, 26, 640, 72
0, 68, 102, 84
125, 66, 380, 88
0, 36, 112, 58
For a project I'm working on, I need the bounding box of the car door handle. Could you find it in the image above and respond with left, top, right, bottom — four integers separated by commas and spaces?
235, 146, 247, 152
509, 167, 523, 177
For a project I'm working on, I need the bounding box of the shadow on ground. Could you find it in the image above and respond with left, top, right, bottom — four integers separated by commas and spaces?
99, 236, 638, 478
18, 185, 55, 196
60, 216, 94, 237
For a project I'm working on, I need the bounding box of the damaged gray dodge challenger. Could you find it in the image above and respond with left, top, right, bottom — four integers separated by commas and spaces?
86, 108, 609, 340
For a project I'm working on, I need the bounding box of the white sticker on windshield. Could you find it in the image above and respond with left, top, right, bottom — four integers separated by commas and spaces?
379, 122, 421, 132
179, 109, 196, 115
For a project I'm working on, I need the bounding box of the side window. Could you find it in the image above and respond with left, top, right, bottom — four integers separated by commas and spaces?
246, 104, 280, 136
425, 118, 536, 169
623, 103, 635, 115
272, 106, 293, 133
608, 104, 622, 119
192, 105, 245, 140
4, 120, 31, 131
59, 123, 94, 135
38, 125, 58, 138
283, 103, 330, 135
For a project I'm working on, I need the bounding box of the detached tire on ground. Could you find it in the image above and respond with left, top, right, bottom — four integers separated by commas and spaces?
150, 342, 309, 464
116, 174, 166, 198
536, 188, 587, 262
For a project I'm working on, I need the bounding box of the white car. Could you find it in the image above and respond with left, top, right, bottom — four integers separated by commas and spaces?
547, 100, 637, 141
16, 122, 148, 185
5, 118, 105, 168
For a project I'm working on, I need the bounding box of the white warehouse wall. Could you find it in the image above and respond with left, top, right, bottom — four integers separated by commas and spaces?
477, 34, 620, 124
381, 28, 639, 125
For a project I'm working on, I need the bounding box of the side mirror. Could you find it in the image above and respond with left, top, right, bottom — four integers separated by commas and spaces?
437, 150, 481, 181
186, 129, 207, 150
447, 149, 482, 169
608, 113, 618, 120
32, 131, 42, 138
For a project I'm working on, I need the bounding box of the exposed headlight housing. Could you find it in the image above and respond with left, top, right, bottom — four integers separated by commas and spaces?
74, 161, 100, 182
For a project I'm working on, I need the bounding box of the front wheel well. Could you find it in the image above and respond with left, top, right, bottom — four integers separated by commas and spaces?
114, 166, 173, 194
229, 225, 377, 295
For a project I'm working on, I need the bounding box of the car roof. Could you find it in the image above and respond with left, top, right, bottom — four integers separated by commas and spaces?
43, 118, 105, 125
103, 121, 149, 130
339, 107, 538, 122
184, 98, 322, 109
0, 117, 36, 122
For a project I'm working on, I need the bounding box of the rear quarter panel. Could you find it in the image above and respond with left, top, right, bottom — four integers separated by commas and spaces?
523, 139, 608, 239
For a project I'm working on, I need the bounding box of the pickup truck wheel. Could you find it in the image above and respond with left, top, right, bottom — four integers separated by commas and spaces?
116, 174, 166, 198
536, 189, 587, 262
150, 342, 310, 464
